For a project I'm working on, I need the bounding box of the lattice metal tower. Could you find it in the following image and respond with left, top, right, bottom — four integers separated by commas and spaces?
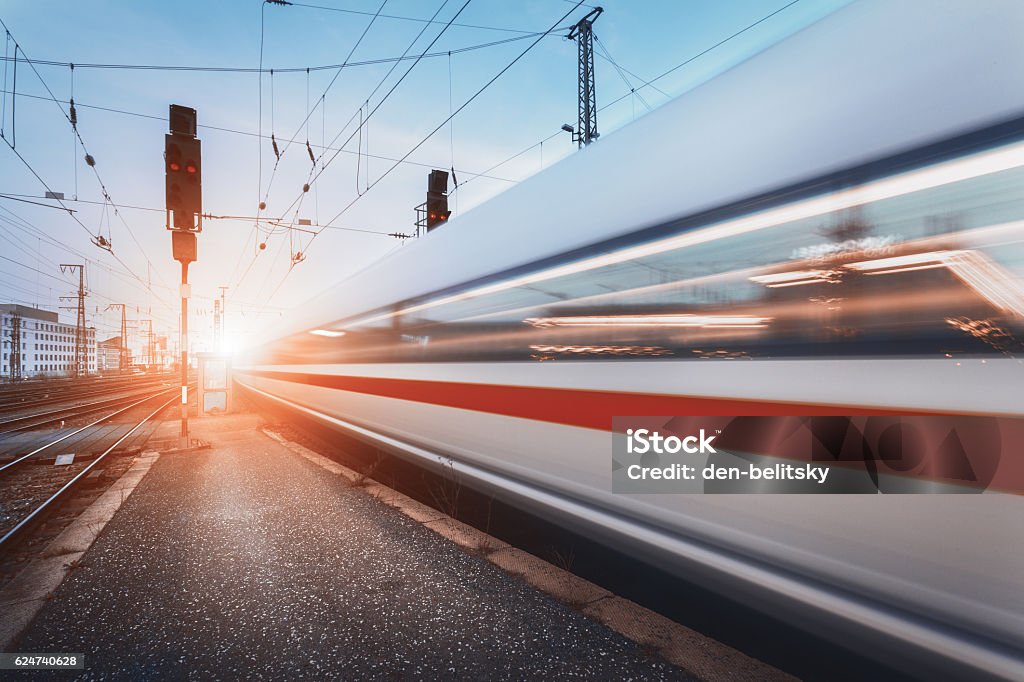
568, 7, 603, 149
60, 264, 87, 378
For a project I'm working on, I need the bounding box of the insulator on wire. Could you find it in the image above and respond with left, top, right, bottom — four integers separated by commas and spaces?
306, 141, 316, 165
69, 99, 77, 129
271, 134, 280, 161
302, 183, 310, 193
84, 154, 95, 167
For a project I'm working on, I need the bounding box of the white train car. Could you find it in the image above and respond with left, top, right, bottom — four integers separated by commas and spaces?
237, 1, 1024, 678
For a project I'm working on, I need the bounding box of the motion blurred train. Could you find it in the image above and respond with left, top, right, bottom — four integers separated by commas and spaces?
237, 0, 1024, 678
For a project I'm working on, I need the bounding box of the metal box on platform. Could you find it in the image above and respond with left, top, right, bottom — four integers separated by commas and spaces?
197, 352, 232, 414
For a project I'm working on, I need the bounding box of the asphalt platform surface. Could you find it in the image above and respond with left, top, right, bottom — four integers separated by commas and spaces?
9, 413, 688, 680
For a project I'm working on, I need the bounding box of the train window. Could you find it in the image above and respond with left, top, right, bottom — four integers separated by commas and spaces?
257, 137, 1024, 365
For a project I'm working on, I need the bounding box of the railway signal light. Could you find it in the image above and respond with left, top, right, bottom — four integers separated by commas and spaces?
426, 197, 450, 230
426, 169, 450, 231
165, 105, 202, 231
164, 103, 203, 449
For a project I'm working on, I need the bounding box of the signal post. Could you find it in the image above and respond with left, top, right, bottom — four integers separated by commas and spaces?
165, 105, 202, 448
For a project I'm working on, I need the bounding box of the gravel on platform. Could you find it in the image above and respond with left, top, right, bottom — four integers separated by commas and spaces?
11, 422, 690, 680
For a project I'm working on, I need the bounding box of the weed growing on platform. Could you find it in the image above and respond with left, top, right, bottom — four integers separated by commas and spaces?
427, 457, 461, 518
352, 450, 385, 487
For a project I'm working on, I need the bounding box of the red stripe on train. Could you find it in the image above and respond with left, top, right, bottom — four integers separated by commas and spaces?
238, 369, 938, 430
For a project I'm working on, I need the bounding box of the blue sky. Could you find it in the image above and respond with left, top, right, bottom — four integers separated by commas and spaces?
0, 0, 849, 349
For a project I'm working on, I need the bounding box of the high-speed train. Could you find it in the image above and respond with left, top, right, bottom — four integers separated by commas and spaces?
237, 0, 1024, 678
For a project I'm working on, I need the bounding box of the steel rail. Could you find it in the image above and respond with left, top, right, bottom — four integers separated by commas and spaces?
0, 394, 177, 554
0, 384, 176, 434
0, 378, 173, 412
0, 387, 178, 474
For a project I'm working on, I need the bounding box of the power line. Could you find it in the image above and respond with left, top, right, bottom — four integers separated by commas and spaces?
0, 193, 77, 212
1, 138, 98, 242
0, 18, 173, 309
1, 192, 160, 214
0, 89, 518, 183
593, 38, 670, 100
264, 1, 587, 304
271, 0, 477, 231
288, 2, 549, 35
0, 215, 61, 271
0, 31, 557, 74
234, 0, 472, 297
0, 205, 178, 326
0, 194, 402, 238
453, 0, 803, 195
600, 0, 802, 112
594, 35, 652, 113
323, 0, 587, 231
258, 0, 390, 219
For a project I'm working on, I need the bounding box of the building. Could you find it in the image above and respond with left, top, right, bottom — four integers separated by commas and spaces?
98, 335, 132, 373
0, 304, 97, 379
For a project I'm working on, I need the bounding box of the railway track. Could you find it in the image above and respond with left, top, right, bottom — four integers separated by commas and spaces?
0, 392, 178, 556
0, 388, 179, 474
0, 383, 178, 434
0, 375, 174, 413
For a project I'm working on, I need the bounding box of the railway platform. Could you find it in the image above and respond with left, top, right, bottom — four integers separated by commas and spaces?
0, 406, 784, 680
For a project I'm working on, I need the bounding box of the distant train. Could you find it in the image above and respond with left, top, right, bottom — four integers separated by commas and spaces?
236, 1, 1024, 678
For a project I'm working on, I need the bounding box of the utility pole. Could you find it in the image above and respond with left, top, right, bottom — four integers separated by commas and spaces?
218, 286, 228, 345
165, 103, 202, 449
567, 7, 603, 148
59, 263, 87, 378
213, 299, 221, 349
9, 311, 22, 382
106, 303, 129, 374
139, 318, 153, 369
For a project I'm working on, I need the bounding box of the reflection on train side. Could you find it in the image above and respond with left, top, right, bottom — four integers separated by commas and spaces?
262, 139, 1024, 365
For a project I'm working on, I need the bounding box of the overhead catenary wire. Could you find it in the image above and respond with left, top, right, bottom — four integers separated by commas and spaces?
448, 49, 457, 215
270, 0, 474, 232
1, 30, 9, 139
593, 38, 670, 100
270, 2, 547, 36
0, 204, 179, 326
6, 36, 15, 147
451, 0, 804, 197
594, 35, 651, 114
321, 0, 587, 231
234, 0, 469, 296
0, 18, 173, 309
70, 62, 78, 199
1, 0, 803, 321
0, 89, 517, 184
0, 31, 561, 74
258, 0, 389, 217
601, 0, 802, 112
0, 193, 398, 242
262, 0, 587, 305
